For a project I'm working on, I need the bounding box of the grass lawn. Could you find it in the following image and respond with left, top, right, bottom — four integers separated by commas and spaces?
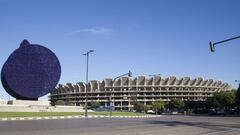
0, 111, 146, 118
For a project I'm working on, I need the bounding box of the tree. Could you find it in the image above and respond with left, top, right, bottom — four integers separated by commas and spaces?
55, 100, 65, 105
169, 99, 185, 111
64, 100, 75, 106
143, 105, 150, 113
152, 101, 165, 114
213, 91, 235, 110
88, 101, 100, 110
185, 101, 209, 110
236, 87, 240, 107
134, 103, 147, 113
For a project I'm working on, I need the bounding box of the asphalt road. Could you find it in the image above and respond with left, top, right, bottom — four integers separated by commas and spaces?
0, 115, 240, 135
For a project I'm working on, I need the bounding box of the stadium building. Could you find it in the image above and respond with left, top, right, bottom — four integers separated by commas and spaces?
49, 76, 232, 111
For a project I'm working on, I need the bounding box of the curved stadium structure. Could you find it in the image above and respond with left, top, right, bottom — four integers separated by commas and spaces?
50, 76, 232, 111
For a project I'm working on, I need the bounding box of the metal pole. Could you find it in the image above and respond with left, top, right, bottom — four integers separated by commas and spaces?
110, 78, 117, 117
83, 50, 94, 117
110, 71, 132, 116
210, 35, 240, 52
214, 36, 240, 45
85, 53, 89, 117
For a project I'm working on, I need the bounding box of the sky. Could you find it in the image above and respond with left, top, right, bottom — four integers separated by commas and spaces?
0, 0, 240, 100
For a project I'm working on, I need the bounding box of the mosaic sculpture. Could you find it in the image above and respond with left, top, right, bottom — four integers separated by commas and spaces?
1, 40, 61, 100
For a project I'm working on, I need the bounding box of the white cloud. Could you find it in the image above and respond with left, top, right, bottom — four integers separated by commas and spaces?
67, 27, 112, 35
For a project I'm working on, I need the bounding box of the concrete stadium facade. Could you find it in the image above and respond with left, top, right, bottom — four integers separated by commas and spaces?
50, 76, 232, 111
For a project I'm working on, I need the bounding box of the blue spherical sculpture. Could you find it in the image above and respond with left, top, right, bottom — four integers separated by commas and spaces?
1, 40, 61, 100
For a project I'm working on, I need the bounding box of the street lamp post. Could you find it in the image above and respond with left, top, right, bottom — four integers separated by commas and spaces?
110, 70, 132, 117
83, 50, 94, 117
209, 35, 240, 52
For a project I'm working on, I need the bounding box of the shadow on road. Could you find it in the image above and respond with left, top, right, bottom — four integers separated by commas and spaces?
145, 120, 240, 131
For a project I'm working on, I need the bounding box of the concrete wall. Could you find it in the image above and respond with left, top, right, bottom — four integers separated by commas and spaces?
0, 105, 89, 112
8, 100, 50, 106
0, 100, 6, 105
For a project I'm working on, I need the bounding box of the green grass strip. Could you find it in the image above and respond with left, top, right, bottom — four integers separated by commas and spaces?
0, 111, 146, 118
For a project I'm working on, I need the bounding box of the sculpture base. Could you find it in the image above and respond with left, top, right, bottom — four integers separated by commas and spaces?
8, 100, 50, 106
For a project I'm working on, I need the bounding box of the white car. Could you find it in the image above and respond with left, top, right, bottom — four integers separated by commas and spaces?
147, 110, 155, 114
171, 111, 178, 115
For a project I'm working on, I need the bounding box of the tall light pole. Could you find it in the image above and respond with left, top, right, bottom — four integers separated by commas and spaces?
110, 70, 132, 117
83, 50, 94, 117
209, 35, 240, 52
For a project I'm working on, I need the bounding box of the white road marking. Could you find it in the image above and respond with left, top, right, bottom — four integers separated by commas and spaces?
44, 117, 50, 120
27, 117, 33, 120
0, 115, 160, 121
10, 118, 16, 121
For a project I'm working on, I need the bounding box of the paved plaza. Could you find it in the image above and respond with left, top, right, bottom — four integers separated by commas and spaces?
0, 115, 240, 135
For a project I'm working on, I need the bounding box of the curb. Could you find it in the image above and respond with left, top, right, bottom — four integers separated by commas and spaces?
0, 115, 161, 121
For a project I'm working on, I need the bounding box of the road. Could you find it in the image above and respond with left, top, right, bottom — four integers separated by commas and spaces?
0, 115, 240, 135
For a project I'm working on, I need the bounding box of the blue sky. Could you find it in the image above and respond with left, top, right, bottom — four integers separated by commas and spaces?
0, 0, 240, 100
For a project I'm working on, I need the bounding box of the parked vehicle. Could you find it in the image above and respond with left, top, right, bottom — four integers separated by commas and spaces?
208, 109, 225, 116
147, 110, 155, 114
